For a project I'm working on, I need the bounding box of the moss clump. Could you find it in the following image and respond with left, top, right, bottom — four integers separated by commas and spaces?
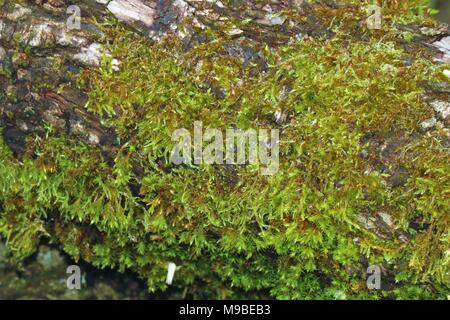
0, 1, 449, 299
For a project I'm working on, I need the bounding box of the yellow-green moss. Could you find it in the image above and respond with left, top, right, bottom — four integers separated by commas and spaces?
0, 0, 448, 299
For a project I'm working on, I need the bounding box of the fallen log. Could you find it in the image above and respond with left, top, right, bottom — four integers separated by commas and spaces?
0, 0, 449, 299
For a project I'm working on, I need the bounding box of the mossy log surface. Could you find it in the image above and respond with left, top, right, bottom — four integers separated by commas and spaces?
0, 0, 449, 299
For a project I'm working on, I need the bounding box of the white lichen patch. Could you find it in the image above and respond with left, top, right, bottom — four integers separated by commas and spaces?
27, 23, 56, 48
430, 100, 450, 119
432, 36, 450, 63
6, 4, 32, 22
73, 43, 104, 67
88, 132, 100, 145
0, 46, 6, 61
420, 117, 436, 130
73, 43, 120, 71
257, 13, 287, 26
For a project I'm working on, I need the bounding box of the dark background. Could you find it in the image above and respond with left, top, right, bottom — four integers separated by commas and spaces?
434, 0, 450, 23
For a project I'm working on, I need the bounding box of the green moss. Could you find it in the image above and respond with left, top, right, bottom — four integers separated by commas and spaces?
0, 1, 448, 299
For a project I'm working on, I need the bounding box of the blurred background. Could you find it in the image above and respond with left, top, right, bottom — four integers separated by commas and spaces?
433, 0, 450, 23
